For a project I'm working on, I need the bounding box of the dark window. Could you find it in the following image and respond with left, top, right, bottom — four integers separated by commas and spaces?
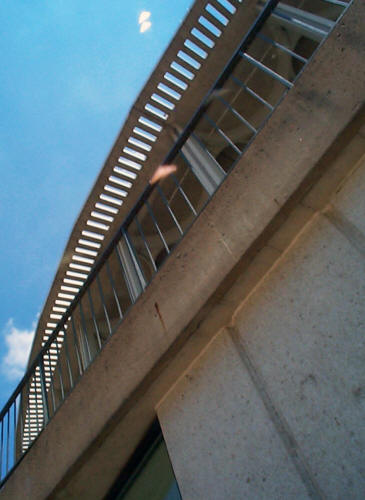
106, 421, 181, 500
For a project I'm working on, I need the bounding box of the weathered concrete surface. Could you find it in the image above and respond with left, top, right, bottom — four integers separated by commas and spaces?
329, 154, 365, 236
1, 2, 364, 499
158, 331, 311, 500
233, 216, 365, 499
158, 164, 365, 500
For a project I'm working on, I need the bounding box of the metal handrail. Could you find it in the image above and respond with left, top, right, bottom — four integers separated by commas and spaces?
0, 0, 280, 424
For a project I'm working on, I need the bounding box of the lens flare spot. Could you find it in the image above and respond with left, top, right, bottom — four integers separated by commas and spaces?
140, 20, 152, 33
139, 11, 151, 24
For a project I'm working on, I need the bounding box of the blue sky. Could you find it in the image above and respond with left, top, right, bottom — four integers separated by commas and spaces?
0, 0, 194, 408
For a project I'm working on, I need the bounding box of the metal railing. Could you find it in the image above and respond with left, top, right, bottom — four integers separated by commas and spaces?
0, 0, 351, 487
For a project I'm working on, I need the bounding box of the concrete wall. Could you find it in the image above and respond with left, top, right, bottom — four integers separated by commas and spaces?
157, 155, 365, 499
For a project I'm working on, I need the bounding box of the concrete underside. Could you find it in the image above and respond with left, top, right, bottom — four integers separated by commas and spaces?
1, 2, 364, 499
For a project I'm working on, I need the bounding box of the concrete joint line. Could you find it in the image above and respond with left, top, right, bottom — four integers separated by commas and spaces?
219, 235, 235, 258
227, 326, 326, 500
323, 206, 365, 258
207, 216, 238, 259
229, 212, 319, 329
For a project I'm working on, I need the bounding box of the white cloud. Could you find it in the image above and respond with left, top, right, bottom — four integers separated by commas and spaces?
2, 319, 35, 380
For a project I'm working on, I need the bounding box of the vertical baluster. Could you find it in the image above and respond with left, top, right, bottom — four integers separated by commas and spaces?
0, 418, 3, 480
257, 32, 308, 63
19, 392, 24, 457
22, 382, 29, 453
105, 261, 123, 321
96, 275, 112, 336
13, 400, 16, 464
53, 340, 65, 402
45, 349, 56, 416
203, 113, 242, 154
87, 289, 102, 350
32, 378, 39, 442
117, 230, 146, 303
78, 303, 92, 365
135, 215, 157, 272
39, 358, 50, 426
145, 200, 170, 254
229, 75, 274, 111
62, 331, 74, 390
155, 185, 184, 236
6, 410, 10, 474
170, 173, 198, 216
240, 52, 293, 88
217, 94, 257, 133
70, 315, 84, 376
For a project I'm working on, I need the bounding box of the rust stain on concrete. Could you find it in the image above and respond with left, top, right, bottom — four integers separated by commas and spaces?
155, 302, 167, 333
